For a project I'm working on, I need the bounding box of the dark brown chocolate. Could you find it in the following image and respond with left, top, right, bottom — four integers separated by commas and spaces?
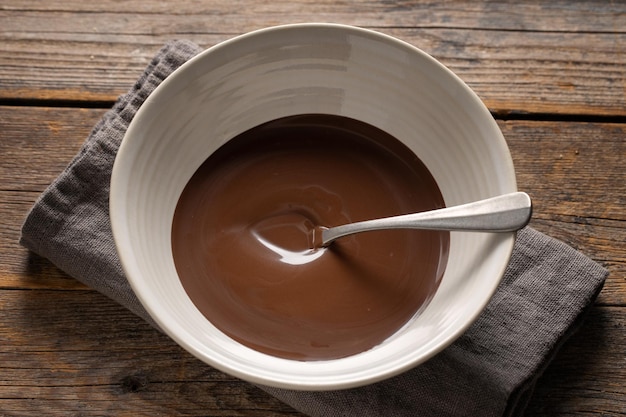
172, 114, 449, 360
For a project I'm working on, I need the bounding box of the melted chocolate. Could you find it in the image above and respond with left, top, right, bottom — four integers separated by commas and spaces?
172, 114, 449, 360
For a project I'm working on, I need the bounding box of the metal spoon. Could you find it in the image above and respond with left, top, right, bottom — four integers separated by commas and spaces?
318, 191, 532, 247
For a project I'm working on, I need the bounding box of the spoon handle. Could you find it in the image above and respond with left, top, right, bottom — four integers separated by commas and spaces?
320, 192, 532, 246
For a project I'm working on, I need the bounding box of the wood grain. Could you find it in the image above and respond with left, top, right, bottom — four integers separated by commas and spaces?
1, 1, 625, 415
503, 119, 626, 306
526, 305, 626, 416
0, 290, 303, 416
1, 1, 625, 116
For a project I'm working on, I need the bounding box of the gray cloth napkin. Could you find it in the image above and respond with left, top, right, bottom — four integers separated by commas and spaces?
20, 40, 608, 417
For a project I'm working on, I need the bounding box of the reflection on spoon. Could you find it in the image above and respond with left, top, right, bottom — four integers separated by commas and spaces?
250, 213, 325, 265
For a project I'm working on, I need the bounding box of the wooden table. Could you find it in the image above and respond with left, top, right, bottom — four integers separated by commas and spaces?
1, 1, 624, 415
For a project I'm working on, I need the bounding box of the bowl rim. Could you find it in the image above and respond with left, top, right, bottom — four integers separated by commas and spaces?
110, 22, 517, 390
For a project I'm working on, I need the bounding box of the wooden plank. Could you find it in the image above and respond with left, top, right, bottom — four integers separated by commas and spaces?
0, 1, 624, 116
501, 120, 626, 220
2, 0, 624, 33
0, 107, 103, 191
0, 106, 102, 290
502, 119, 626, 306
2, 106, 623, 301
0, 290, 303, 416
526, 305, 626, 415
0, 288, 623, 416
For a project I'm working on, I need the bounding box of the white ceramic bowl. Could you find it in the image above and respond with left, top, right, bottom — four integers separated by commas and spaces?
110, 23, 517, 390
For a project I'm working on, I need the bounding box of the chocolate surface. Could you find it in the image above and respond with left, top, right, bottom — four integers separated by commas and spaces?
172, 114, 449, 360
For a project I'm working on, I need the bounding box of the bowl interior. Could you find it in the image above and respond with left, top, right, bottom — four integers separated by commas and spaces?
110, 23, 517, 390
